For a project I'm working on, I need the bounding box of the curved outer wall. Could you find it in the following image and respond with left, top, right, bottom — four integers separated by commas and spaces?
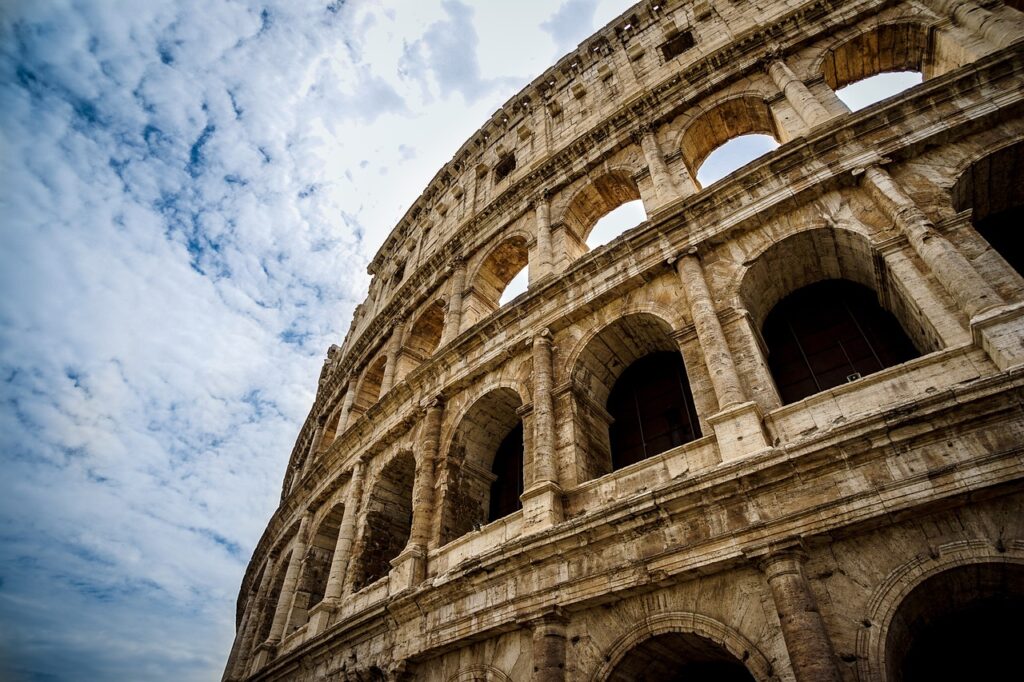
225, 1, 1024, 680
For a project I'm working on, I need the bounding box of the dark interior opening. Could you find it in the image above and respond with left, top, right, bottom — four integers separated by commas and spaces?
608, 632, 756, 682
763, 279, 919, 404
661, 30, 695, 61
886, 563, 1024, 682
607, 351, 700, 470
975, 204, 1024, 276
494, 153, 516, 182
487, 422, 524, 522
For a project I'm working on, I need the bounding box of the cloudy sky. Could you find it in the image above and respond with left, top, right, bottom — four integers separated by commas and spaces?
0, 0, 920, 678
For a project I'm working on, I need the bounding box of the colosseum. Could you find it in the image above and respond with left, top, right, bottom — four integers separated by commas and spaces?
223, 1, 1024, 680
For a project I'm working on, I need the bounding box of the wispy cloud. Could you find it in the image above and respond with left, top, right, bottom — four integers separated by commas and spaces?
0, 1, 632, 680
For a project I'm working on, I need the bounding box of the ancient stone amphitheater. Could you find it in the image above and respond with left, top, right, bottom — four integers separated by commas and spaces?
224, 1, 1024, 680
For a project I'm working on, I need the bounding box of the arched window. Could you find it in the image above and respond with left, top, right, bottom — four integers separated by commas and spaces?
952, 141, 1024, 276
440, 388, 524, 545
605, 632, 756, 682
406, 300, 446, 360
885, 563, 1024, 681
571, 313, 701, 480
821, 24, 928, 111
287, 504, 344, 632
587, 199, 647, 250
696, 134, 779, 187
680, 96, 782, 188
607, 352, 700, 470
352, 452, 415, 591
353, 355, 386, 414
466, 237, 530, 323
255, 551, 290, 645
561, 170, 647, 255
763, 280, 920, 404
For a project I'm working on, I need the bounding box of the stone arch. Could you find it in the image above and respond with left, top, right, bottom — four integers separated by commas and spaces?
438, 386, 525, 546
464, 235, 531, 325
254, 549, 292, 645
569, 311, 701, 479
677, 94, 782, 185
592, 612, 776, 682
951, 138, 1024, 276
406, 299, 446, 360
738, 227, 933, 404
446, 665, 513, 682
287, 502, 345, 633
815, 21, 932, 91
351, 450, 416, 591
353, 355, 387, 415
558, 168, 644, 247
855, 540, 1024, 682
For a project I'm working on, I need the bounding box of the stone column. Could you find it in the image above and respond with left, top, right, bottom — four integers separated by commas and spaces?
534, 194, 553, 282
638, 126, 695, 207
308, 459, 367, 635
531, 610, 569, 682
861, 166, 1000, 319
928, 0, 1024, 48
380, 320, 406, 395
767, 59, 832, 129
440, 259, 467, 346
299, 417, 326, 479
391, 399, 444, 590
265, 514, 311, 646
521, 329, 564, 532
675, 250, 769, 461
227, 560, 274, 681
761, 550, 842, 682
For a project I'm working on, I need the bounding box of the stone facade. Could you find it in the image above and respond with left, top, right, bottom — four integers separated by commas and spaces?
224, 1, 1024, 680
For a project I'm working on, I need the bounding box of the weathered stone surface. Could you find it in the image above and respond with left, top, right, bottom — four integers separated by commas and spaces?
224, 1, 1024, 680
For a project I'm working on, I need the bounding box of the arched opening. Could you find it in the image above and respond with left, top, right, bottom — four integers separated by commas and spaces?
406, 300, 446, 359
587, 199, 647, 250
696, 134, 779, 187
440, 388, 524, 545
562, 170, 646, 255
352, 452, 415, 591
466, 237, 530, 322
763, 280, 920, 404
571, 313, 701, 479
681, 96, 782, 188
287, 503, 344, 633
353, 355, 386, 414
740, 228, 940, 405
607, 351, 701, 470
606, 631, 756, 682
885, 562, 1024, 682
498, 266, 529, 306
255, 551, 291, 645
952, 141, 1024, 276
821, 24, 928, 111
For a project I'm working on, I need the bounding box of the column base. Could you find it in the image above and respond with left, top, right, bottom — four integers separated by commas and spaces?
306, 598, 338, 636
389, 544, 427, 595
707, 401, 770, 463
971, 301, 1024, 371
520, 480, 564, 534
250, 640, 277, 672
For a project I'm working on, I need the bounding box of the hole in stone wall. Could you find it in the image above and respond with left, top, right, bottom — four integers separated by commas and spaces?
494, 153, 516, 182
836, 71, 922, 111
352, 452, 415, 591
660, 30, 695, 61
696, 134, 779, 187
607, 631, 756, 682
762, 280, 920, 404
586, 199, 647, 250
287, 504, 344, 632
499, 266, 528, 306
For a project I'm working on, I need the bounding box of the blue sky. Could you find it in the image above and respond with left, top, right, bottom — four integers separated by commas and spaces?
0, 0, 920, 678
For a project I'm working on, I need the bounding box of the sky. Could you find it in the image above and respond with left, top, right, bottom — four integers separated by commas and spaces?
0, 0, 920, 678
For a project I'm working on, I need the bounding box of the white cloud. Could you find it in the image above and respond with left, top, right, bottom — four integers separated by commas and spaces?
0, 1, 634, 679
